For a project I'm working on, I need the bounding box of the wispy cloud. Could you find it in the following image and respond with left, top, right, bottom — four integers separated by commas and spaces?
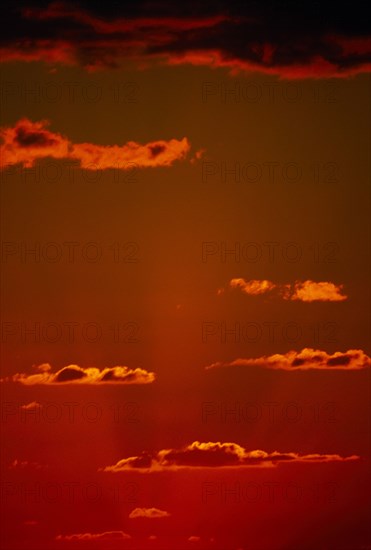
56, 531, 131, 542
205, 348, 371, 371
129, 507, 170, 519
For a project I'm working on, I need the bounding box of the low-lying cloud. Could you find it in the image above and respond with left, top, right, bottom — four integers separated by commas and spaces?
102, 440, 359, 472
205, 348, 371, 371
2, 363, 155, 385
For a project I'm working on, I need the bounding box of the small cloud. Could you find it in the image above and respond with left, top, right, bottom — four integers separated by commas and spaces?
21, 401, 42, 410
188, 536, 201, 542
2, 364, 155, 385
129, 507, 170, 519
229, 278, 277, 295
190, 148, 206, 164
224, 278, 347, 301
9, 459, 44, 470
34, 363, 52, 373
56, 531, 131, 542
205, 348, 371, 371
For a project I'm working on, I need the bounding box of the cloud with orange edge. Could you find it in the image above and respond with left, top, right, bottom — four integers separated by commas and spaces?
1, 3, 371, 78
102, 441, 359, 472
205, 348, 371, 371
0, 119, 192, 170
129, 507, 170, 519
2, 363, 155, 385
223, 278, 347, 301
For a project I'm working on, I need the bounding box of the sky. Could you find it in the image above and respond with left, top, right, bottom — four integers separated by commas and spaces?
0, 2, 370, 549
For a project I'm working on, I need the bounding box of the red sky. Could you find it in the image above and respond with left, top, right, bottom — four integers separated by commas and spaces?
1, 2, 370, 549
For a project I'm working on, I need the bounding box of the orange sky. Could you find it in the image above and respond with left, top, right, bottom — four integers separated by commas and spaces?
1, 2, 370, 549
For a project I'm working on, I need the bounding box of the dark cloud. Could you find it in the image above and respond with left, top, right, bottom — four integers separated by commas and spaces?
327, 354, 352, 366
291, 354, 323, 366
1, 1, 370, 77
149, 144, 166, 157
55, 366, 87, 382
15, 125, 58, 148
164, 445, 241, 467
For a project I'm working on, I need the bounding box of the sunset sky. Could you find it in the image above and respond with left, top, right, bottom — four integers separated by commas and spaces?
1, 2, 370, 549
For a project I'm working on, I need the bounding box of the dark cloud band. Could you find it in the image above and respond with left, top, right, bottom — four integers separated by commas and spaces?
1, 2, 371, 77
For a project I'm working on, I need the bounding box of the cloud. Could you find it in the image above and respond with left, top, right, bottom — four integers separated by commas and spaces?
9, 459, 44, 470
289, 280, 347, 302
56, 531, 131, 542
102, 441, 358, 472
224, 278, 347, 301
1, 3, 370, 77
129, 507, 170, 519
20, 401, 42, 410
229, 278, 277, 295
2, 363, 155, 385
0, 119, 191, 170
205, 348, 371, 371
188, 536, 201, 542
